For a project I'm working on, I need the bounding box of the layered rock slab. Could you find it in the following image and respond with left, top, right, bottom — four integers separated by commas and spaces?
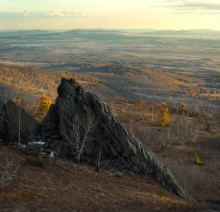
42, 78, 193, 200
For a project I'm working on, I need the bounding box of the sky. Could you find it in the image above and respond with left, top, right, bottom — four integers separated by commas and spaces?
0, 0, 220, 30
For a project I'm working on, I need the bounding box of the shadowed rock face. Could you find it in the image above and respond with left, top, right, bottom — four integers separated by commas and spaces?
42, 78, 193, 201
0, 100, 40, 142
0, 100, 7, 140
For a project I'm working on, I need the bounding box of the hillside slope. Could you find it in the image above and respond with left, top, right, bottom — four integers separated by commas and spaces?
0, 146, 196, 211
0, 64, 114, 101
1, 64, 219, 108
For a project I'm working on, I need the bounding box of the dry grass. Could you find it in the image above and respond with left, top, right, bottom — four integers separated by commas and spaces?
0, 145, 196, 211
111, 98, 220, 209
163, 159, 214, 200
0, 154, 20, 190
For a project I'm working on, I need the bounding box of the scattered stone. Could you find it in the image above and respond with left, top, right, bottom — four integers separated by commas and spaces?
108, 171, 124, 177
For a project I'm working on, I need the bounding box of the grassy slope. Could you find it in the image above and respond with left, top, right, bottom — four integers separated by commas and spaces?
111, 98, 220, 208
0, 146, 196, 211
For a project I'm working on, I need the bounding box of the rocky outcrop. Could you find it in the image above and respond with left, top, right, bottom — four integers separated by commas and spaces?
42, 78, 193, 201
41, 104, 61, 154
0, 100, 40, 143
0, 100, 7, 140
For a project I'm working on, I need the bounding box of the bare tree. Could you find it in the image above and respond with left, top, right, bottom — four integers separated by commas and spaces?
190, 124, 199, 143
18, 107, 21, 148
133, 98, 147, 121
28, 124, 36, 143
160, 128, 171, 150
172, 114, 190, 144
95, 143, 102, 172
64, 114, 97, 162
0, 156, 20, 190
150, 104, 157, 124
164, 114, 200, 145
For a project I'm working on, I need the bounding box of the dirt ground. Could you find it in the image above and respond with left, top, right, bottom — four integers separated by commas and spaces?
0, 146, 199, 212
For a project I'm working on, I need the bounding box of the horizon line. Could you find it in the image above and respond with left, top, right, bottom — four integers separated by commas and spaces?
0, 28, 220, 32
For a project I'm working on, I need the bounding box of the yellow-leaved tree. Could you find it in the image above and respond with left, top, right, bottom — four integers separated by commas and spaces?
39, 96, 52, 111
179, 103, 188, 113
36, 95, 52, 119
195, 152, 203, 165
159, 103, 170, 126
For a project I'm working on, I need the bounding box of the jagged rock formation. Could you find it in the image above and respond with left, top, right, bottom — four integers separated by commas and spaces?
0, 100, 7, 140
41, 104, 61, 154
42, 78, 193, 201
0, 100, 40, 143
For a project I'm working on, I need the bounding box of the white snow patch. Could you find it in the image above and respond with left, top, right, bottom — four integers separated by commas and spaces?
49, 151, 55, 159
29, 140, 45, 145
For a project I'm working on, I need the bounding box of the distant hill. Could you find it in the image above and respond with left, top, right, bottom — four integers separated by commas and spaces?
148, 29, 220, 35
0, 30, 55, 38
1, 63, 219, 108
0, 64, 114, 102
0, 28, 220, 109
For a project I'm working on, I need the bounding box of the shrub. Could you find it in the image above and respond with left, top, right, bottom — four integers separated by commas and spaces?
0, 156, 20, 190
195, 152, 203, 165
179, 103, 188, 112
24, 158, 45, 168
155, 187, 167, 197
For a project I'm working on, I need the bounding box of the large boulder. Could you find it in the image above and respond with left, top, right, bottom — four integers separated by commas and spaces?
42, 78, 193, 201
0, 100, 40, 143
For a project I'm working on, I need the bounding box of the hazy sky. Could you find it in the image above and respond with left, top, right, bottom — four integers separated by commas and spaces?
0, 0, 220, 30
